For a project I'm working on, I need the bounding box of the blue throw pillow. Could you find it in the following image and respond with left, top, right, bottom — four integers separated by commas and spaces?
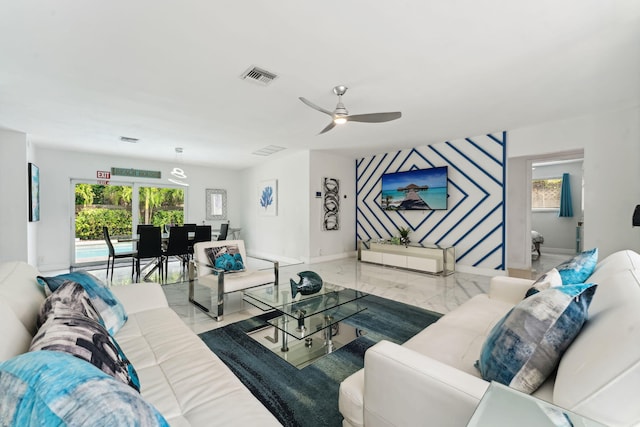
556, 248, 598, 285
37, 271, 127, 335
476, 283, 597, 394
0, 351, 167, 426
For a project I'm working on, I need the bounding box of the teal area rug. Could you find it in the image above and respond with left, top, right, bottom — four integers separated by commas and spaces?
198, 295, 441, 427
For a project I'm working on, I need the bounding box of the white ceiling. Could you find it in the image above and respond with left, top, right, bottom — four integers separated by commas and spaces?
1, 1, 639, 170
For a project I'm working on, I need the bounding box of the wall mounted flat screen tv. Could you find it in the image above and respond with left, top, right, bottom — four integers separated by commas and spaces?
381, 166, 448, 211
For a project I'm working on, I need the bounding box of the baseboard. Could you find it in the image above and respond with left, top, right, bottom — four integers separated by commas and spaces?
542, 247, 576, 255
306, 251, 355, 264
453, 264, 507, 277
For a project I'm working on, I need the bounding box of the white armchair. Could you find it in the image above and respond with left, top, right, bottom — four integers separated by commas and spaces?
189, 240, 278, 321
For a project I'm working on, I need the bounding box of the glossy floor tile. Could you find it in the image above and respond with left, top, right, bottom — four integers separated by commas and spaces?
69, 252, 570, 335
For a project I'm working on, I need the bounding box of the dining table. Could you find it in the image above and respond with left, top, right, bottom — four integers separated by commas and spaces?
115, 227, 242, 281
116, 228, 241, 243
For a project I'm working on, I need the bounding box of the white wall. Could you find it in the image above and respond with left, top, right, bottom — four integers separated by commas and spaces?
531, 161, 583, 253
508, 106, 640, 259
0, 129, 30, 263
240, 150, 311, 263
34, 147, 243, 271
308, 151, 357, 262
506, 156, 532, 270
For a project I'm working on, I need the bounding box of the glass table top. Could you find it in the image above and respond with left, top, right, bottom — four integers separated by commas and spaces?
244, 282, 368, 340
244, 282, 368, 319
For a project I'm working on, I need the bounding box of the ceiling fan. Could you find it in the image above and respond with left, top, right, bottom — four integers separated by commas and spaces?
299, 85, 402, 134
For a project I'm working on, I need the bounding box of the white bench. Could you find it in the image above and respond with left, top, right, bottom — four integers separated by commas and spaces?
190, 240, 279, 321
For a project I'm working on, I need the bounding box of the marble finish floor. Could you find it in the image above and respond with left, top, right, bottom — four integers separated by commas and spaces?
75, 252, 570, 335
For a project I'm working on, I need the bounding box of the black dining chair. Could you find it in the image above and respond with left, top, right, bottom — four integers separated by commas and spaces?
194, 225, 212, 243
189, 225, 212, 259
183, 223, 197, 255
163, 226, 190, 273
134, 226, 164, 282
217, 223, 229, 241
103, 226, 136, 280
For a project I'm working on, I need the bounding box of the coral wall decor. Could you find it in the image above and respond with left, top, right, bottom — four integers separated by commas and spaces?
259, 179, 277, 216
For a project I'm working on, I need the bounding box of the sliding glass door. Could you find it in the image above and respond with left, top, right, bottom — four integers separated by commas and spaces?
73, 181, 134, 266
72, 181, 185, 267
138, 186, 185, 227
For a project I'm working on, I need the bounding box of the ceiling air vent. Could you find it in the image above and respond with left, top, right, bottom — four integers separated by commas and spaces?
240, 65, 278, 86
252, 145, 286, 156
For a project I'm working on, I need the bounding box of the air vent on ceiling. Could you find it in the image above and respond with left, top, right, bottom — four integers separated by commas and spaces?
120, 136, 139, 143
240, 65, 278, 86
252, 145, 286, 156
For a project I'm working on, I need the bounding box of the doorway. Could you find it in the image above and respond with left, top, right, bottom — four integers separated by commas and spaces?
506, 149, 583, 273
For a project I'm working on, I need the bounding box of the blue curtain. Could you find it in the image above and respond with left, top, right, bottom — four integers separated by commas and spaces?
558, 173, 573, 217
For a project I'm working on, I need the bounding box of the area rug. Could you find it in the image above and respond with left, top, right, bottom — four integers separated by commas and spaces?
198, 295, 441, 427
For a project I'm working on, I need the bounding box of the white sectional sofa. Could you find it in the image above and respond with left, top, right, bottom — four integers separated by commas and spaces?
339, 250, 640, 427
0, 261, 281, 426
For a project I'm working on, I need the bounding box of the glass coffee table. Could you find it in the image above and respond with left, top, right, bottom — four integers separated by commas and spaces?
243, 282, 368, 369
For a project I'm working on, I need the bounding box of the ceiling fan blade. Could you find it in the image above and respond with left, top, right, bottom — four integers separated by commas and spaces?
346, 112, 402, 123
299, 97, 334, 117
319, 121, 336, 134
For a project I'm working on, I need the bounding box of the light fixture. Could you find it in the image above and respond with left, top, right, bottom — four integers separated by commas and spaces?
334, 116, 347, 125
168, 147, 189, 187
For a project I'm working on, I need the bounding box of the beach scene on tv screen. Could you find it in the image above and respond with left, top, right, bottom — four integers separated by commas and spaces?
381, 167, 448, 210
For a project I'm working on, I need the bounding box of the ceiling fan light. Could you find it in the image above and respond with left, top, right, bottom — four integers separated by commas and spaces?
334, 117, 347, 125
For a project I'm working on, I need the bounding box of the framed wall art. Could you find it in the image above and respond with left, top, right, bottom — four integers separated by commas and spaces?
205, 188, 227, 220
258, 179, 277, 216
322, 177, 339, 230
28, 162, 40, 222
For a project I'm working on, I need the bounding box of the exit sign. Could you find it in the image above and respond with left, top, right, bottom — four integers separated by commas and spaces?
97, 171, 111, 179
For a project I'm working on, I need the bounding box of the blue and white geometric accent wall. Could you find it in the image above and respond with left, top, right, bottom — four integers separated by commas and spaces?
356, 132, 506, 271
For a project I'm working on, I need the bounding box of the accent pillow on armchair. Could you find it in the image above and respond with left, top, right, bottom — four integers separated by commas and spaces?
204, 245, 245, 273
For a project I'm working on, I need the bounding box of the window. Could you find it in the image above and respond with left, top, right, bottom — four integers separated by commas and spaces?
532, 178, 562, 209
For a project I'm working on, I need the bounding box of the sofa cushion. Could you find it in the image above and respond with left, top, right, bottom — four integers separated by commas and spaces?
30, 296, 140, 391
114, 306, 282, 426
553, 269, 640, 426
525, 268, 562, 297
204, 245, 245, 273
0, 262, 46, 336
404, 294, 514, 376
37, 271, 127, 335
556, 248, 598, 285
476, 283, 597, 394
0, 351, 167, 426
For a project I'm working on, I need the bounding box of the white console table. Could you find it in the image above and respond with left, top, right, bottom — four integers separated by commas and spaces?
359, 240, 455, 276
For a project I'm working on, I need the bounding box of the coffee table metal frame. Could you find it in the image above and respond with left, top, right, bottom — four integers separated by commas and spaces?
244, 282, 368, 365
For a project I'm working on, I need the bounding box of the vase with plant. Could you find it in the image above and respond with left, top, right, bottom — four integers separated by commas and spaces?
398, 226, 411, 246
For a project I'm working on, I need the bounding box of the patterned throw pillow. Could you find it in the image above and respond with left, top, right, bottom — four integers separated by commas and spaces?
556, 248, 598, 285
37, 281, 103, 329
0, 351, 167, 426
524, 268, 563, 298
204, 245, 245, 273
476, 283, 597, 394
30, 306, 140, 391
37, 271, 128, 335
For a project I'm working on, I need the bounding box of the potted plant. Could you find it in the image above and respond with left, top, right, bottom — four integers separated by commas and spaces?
398, 226, 411, 246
